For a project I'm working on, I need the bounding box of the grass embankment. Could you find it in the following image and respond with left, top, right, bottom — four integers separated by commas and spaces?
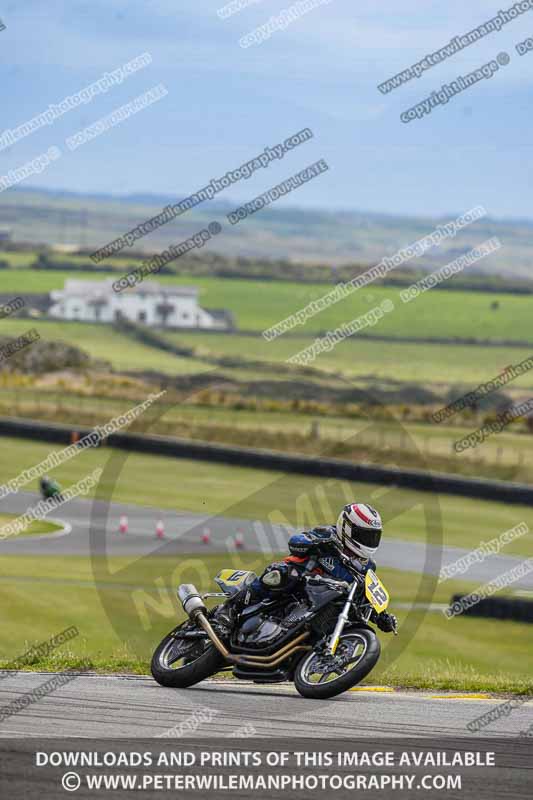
0, 554, 530, 694
5, 268, 533, 342
0, 436, 532, 557
0, 512, 61, 537
1, 381, 532, 483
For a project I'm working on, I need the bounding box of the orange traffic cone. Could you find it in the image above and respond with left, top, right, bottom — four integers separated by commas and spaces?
156, 520, 165, 539
119, 515, 128, 535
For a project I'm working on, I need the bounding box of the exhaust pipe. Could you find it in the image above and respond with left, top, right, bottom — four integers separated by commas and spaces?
177, 584, 207, 620
177, 583, 311, 667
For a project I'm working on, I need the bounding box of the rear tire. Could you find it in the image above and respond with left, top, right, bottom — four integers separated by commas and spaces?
294, 628, 380, 699
151, 630, 225, 688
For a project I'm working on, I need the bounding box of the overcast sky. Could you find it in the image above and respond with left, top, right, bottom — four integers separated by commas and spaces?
0, 0, 531, 220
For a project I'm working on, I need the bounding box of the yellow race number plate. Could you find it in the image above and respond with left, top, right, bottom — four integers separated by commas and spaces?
365, 569, 389, 613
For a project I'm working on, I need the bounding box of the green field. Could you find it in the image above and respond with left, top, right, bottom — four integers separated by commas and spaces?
3, 297, 533, 402
0, 554, 530, 693
1, 299, 530, 391
165, 330, 533, 389
0, 512, 61, 538
5, 268, 533, 342
0, 436, 531, 556
0, 318, 211, 375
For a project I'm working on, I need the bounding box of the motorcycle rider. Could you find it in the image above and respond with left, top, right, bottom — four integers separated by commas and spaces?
225, 502, 397, 633
39, 475, 62, 501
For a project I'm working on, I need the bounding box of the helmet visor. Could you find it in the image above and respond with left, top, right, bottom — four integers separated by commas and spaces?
353, 524, 382, 550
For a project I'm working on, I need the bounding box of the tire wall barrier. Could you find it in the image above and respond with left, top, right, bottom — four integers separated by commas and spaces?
451, 594, 533, 624
1, 416, 533, 507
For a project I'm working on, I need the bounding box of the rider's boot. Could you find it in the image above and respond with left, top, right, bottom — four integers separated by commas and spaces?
214, 584, 259, 627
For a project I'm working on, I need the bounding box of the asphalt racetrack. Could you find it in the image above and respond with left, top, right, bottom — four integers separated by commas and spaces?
0, 673, 532, 738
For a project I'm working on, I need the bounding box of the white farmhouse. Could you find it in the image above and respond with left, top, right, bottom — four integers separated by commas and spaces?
48, 279, 232, 329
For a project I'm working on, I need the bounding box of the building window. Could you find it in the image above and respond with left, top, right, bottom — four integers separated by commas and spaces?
138, 311, 147, 323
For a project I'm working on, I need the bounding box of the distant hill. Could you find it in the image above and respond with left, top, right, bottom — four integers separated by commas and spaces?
0, 187, 532, 279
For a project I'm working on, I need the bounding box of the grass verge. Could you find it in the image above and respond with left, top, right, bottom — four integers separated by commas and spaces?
0, 512, 62, 537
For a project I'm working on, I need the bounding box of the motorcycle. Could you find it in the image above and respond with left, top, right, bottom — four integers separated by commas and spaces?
40, 478, 63, 503
151, 554, 394, 699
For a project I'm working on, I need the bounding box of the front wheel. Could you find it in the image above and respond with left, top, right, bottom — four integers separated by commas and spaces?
151, 627, 225, 688
294, 628, 380, 699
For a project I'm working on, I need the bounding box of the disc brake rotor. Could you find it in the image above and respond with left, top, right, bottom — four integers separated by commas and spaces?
312, 638, 364, 673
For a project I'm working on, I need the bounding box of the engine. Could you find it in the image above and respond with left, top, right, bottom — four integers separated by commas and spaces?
235, 600, 310, 648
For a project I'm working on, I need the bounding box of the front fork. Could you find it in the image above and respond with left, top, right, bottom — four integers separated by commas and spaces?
327, 580, 359, 655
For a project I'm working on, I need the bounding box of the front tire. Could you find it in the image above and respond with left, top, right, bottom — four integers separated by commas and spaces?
151, 629, 225, 688
294, 628, 380, 699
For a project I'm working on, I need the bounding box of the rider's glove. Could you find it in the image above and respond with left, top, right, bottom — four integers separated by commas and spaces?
375, 611, 398, 633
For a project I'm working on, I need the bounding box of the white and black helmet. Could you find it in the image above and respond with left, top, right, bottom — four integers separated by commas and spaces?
335, 503, 383, 560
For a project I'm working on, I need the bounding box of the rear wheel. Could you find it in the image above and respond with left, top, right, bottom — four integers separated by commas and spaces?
294, 629, 380, 699
151, 627, 224, 688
